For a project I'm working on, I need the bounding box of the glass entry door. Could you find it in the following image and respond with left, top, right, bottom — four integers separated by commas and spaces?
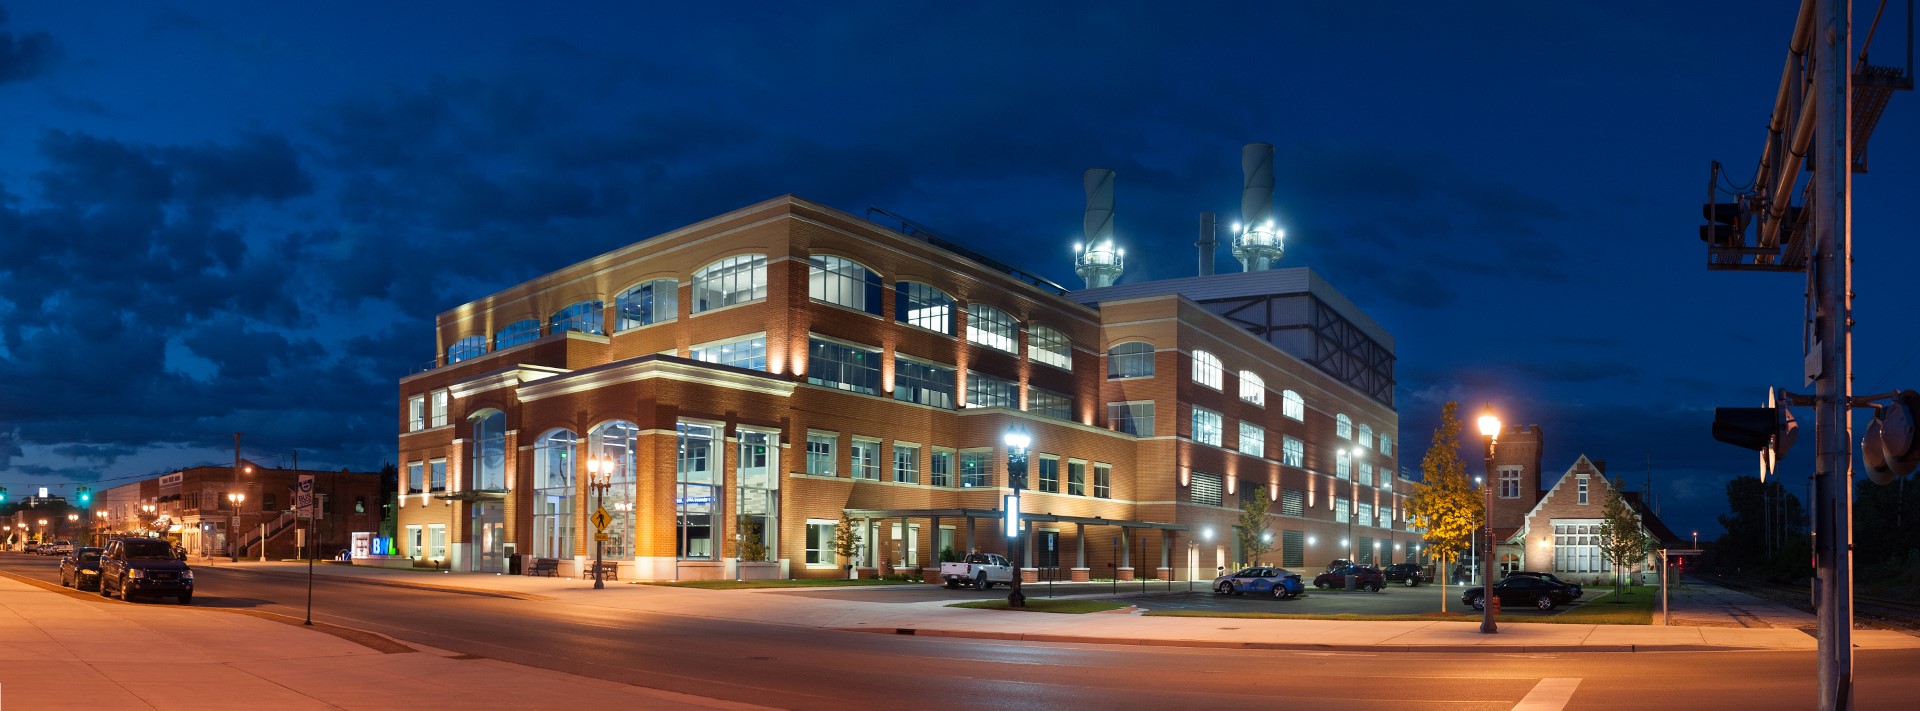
471, 502, 506, 573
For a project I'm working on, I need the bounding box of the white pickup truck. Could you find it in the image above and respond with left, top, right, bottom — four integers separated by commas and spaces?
940, 553, 1015, 589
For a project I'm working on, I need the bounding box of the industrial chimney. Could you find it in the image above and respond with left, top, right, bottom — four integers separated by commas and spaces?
1074, 168, 1124, 288
1231, 142, 1284, 271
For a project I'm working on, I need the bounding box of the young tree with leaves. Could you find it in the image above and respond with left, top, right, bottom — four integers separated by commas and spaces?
1598, 476, 1652, 597
832, 512, 861, 576
1236, 485, 1273, 566
1406, 401, 1485, 613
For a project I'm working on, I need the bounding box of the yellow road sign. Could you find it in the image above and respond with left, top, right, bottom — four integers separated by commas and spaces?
594, 533, 609, 542
591, 507, 612, 531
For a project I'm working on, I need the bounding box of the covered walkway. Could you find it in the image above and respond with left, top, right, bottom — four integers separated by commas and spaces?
843, 508, 1191, 582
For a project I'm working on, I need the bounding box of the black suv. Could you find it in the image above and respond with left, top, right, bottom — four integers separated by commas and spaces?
99, 537, 193, 604
1381, 563, 1431, 587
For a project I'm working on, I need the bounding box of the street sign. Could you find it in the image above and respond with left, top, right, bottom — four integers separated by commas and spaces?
296, 475, 315, 519
594, 533, 609, 542
591, 507, 612, 531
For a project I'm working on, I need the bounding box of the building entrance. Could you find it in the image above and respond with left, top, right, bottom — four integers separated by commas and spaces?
471, 502, 506, 573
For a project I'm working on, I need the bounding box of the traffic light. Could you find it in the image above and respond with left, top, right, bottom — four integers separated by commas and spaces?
77, 486, 91, 506
0, 486, 7, 503
1700, 202, 1749, 246
1865, 390, 1920, 485
1713, 406, 1796, 454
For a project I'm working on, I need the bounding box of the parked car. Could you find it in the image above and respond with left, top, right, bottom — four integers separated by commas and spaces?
59, 547, 105, 591
99, 537, 194, 604
1312, 564, 1385, 591
940, 553, 1015, 589
1504, 571, 1583, 597
1213, 567, 1305, 599
43, 540, 73, 556
23, 542, 40, 554
1461, 574, 1580, 611
1322, 559, 1354, 573
1381, 563, 1432, 587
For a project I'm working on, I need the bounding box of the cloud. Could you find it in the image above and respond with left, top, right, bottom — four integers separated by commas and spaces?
0, 7, 58, 85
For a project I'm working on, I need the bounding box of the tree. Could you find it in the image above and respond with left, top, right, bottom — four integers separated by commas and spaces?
831, 512, 861, 575
733, 518, 769, 562
1406, 401, 1484, 613
1597, 476, 1652, 597
1236, 485, 1273, 566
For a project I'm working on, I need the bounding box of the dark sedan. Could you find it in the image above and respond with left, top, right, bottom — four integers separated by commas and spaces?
1504, 571, 1583, 597
1461, 575, 1580, 611
1312, 564, 1384, 591
1381, 563, 1431, 587
59, 547, 105, 591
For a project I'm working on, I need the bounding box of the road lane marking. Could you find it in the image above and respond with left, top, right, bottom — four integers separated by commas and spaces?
1512, 677, 1580, 711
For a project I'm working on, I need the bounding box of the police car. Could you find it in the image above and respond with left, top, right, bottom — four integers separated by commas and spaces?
1212, 566, 1305, 599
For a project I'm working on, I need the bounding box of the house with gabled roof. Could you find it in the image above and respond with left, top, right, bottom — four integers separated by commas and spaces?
1499, 454, 1683, 585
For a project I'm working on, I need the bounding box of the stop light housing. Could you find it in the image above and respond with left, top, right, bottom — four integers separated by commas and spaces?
77, 486, 91, 505
1866, 391, 1920, 485
1700, 202, 1749, 246
1713, 407, 1786, 451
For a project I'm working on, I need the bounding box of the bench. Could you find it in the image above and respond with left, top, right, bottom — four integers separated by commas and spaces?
590, 561, 619, 581
529, 558, 560, 577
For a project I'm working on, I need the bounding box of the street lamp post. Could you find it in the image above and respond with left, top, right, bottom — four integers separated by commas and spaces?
94, 511, 107, 547
1476, 403, 1502, 635
227, 492, 246, 562
586, 455, 613, 590
1003, 427, 1030, 608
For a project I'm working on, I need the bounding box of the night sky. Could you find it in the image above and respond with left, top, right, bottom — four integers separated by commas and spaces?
2, 3, 1915, 540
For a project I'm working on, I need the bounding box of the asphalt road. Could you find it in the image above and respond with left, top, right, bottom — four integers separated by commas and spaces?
5, 553, 1917, 710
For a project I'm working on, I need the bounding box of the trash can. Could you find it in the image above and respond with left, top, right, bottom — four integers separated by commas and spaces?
508, 552, 523, 575
1344, 574, 1357, 590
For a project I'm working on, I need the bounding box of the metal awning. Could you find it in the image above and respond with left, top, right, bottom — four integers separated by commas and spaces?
841, 508, 1189, 532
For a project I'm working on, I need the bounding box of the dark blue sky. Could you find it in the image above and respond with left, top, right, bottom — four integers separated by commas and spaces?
1, 3, 1915, 539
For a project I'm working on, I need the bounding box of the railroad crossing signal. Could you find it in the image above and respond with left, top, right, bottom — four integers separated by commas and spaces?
591, 507, 612, 531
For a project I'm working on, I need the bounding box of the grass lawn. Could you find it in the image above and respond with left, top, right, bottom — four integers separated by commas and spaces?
1546, 585, 1656, 625
1143, 586, 1659, 625
644, 578, 924, 590
947, 599, 1130, 614
1144, 610, 1459, 622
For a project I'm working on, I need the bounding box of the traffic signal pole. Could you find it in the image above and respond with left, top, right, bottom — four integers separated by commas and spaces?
1811, 0, 1854, 706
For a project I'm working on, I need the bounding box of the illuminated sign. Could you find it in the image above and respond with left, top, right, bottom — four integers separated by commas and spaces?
675, 496, 714, 505
1003, 493, 1020, 537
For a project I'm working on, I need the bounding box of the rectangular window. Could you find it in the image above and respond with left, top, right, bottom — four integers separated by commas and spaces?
1578, 476, 1590, 505
430, 391, 449, 428
1108, 401, 1154, 436
1037, 457, 1060, 493
1358, 502, 1374, 529
806, 433, 835, 476
965, 304, 1019, 353
1191, 407, 1223, 447
407, 396, 425, 432
893, 357, 956, 409
616, 279, 678, 330
429, 459, 447, 492
406, 525, 423, 558
1359, 462, 1374, 487
807, 337, 881, 394
1068, 461, 1086, 496
1336, 450, 1351, 480
965, 371, 1017, 409
1238, 423, 1265, 457
1028, 387, 1072, 420
263, 493, 278, 511
1358, 536, 1374, 564
1382, 471, 1393, 492
930, 449, 954, 487
676, 422, 720, 560
959, 451, 991, 488
1380, 435, 1394, 457
1281, 436, 1305, 467
691, 333, 769, 371
1336, 496, 1350, 524
897, 282, 954, 334
893, 443, 920, 484
850, 438, 881, 480
428, 524, 447, 560
1500, 467, 1521, 498
1028, 326, 1072, 370
736, 429, 779, 562
1280, 488, 1305, 517
1093, 464, 1111, 499
691, 254, 767, 313
806, 520, 838, 566
406, 462, 423, 495
1282, 530, 1304, 567
1189, 471, 1224, 507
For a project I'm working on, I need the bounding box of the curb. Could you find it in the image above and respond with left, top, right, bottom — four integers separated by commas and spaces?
208, 565, 557, 601
834, 626, 1768, 653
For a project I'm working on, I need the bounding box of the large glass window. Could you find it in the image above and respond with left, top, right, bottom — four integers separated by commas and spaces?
806, 520, 838, 566
407, 396, 425, 432
429, 459, 447, 492
959, 452, 990, 487
675, 422, 718, 560
428, 524, 448, 560
1239, 371, 1265, 406
406, 462, 423, 496
1109, 401, 1154, 436
1281, 436, 1304, 467
431, 391, 448, 427
809, 255, 883, 315
1336, 414, 1353, 439
1037, 457, 1059, 493
1028, 387, 1072, 421
806, 433, 835, 476
691, 254, 767, 313
616, 279, 678, 330
736, 429, 778, 562
532, 430, 576, 560
965, 303, 1018, 353
691, 333, 768, 371
1337, 450, 1352, 479
1067, 461, 1086, 496
589, 421, 639, 559
1192, 407, 1223, 447
447, 335, 486, 364
1500, 467, 1521, 498
896, 282, 955, 334
966, 371, 1017, 409
1359, 462, 1375, 487
1358, 424, 1374, 450
1192, 350, 1223, 390
893, 443, 920, 484
1336, 496, 1350, 524
471, 410, 507, 491
494, 319, 540, 350
807, 337, 880, 394
1093, 464, 1111, 498
930, 449, 953, 487
1380, 435, 1394, 457
1553, 522, 1611, 574
549, 301, 605, 336
1282, 390, 1304, 420
1238, 423, 1265, 458
850, 438, 880, 480
1108, 342, 1155, 378
893, 357, 956, 409
1028, 326, 1071, 369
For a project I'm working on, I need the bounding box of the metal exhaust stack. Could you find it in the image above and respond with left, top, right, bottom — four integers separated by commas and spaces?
1232, 142, 1283, 271
1074, 168, 1123, 288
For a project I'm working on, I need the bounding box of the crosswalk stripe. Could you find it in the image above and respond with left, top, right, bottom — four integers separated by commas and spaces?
1512, 678, 1580, 711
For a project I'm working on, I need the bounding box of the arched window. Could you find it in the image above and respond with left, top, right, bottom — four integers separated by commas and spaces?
1192, 350, 1223, 390
471, 410, 507, 491
1336, 414, 1353, 439
1282, 390, 1304, 420
692, 254, 767, 313
1239, 371, 1265, 406
447, 335, 486, 364
809, 255, 882, 315
896, 282, 954, 334
532, 430, 576, 560
965, 303, 1018, 353
1108, 342, 1155, 378
494, 319, 540, 350
1028, 325, 1071, 369
616, 279, 678, 331
1358, 424, 1374, 450
549, 301, 605, 336
588, 421, 640, 560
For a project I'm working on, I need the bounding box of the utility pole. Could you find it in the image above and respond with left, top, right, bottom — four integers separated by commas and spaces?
1810, 1, 1854, 706
232, 432, 243, 562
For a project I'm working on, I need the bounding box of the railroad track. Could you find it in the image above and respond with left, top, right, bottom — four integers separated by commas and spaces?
1700, 573, 1920, 631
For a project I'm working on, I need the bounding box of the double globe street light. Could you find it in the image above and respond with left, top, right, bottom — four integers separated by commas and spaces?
1476, 403, 1502, 635
1003, 426, 1031, 608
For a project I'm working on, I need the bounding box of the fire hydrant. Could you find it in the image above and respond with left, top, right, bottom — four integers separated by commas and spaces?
1489, 595, 1502, 616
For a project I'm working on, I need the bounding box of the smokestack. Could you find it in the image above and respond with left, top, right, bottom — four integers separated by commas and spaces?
1232, 142, 1284, 271
1073, 168, 1123, 289
1197, 212, 1216, 276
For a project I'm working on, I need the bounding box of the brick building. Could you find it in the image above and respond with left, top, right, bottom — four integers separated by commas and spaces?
92, 462, 386, 559
395, 195, 1407, 581
1480, 430, 1684, 584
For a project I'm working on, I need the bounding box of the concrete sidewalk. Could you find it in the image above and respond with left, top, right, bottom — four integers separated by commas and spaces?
0, 575, 769, 710
207, 560, 1920, 654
